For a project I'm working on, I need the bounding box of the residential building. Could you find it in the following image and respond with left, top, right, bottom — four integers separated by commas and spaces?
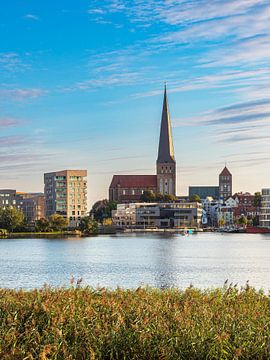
259, 188, 270, 228
109, 85, 176, 202
20, 193, 45, 224
232, 192, 257, 222
112, 202, 202, 229
0, 189, 23, 209
44, 170, 87, 227
219, 166, 232, 200
189, 186, 219, 200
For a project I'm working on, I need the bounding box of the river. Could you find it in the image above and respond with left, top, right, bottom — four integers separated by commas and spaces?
0, 232, 269, 290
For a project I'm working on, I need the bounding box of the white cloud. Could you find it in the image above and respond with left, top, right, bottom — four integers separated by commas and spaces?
24, 14, 39, 21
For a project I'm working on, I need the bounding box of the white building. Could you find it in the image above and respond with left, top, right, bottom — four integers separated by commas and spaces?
259, 188, 270, 228
112, 202, 203, 228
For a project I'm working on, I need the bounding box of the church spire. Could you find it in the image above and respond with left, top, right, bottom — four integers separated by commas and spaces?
157, 84, 175, 163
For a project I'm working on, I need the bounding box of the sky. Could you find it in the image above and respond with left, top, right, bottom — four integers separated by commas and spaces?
1, 0, 270, 206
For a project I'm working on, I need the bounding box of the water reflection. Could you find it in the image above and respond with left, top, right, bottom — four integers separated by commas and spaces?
0, 233, 270, 290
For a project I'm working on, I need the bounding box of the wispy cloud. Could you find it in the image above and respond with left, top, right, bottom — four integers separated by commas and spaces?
0, 117, 22, 128
24, 14, 39, 21
0, 88, 46, 101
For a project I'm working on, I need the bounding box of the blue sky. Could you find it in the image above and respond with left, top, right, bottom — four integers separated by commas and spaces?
1, 0, 270, 206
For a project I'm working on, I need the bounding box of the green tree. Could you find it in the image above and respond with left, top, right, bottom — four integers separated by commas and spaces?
48, 214, 68, 231
190, 194, 201, 203
79, 217, 98, 235
140, 190, 156, 202
252, 215, 260, 227
238, 215, 248, 227
254, 192, 262, 208
90, 200, 117, 222
162, 194, 177, 202
35, 218, 51, 232
0, 207, 24, 232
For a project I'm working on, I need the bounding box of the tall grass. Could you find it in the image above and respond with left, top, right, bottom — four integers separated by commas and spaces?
0, 285, 269, 359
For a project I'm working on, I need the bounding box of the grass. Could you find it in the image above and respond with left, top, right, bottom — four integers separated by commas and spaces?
0, 285, 269, 359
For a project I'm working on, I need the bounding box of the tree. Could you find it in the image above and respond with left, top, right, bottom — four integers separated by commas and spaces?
219, 217, 225, 227
36, 218, 51, 232
79, 216, 98, 235
90, 199, 117, 222
254, 192, 262, 208
0, 207, 24, 232
48, 214, 68, 231
238, 215, 248, 227
162, 194, 177, 202
140, 190, 156, 202
190, 194, 201, 203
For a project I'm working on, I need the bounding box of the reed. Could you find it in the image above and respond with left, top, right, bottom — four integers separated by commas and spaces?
0, 284, 269, 359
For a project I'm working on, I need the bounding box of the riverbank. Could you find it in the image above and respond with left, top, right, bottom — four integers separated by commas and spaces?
0, 286, 269, 359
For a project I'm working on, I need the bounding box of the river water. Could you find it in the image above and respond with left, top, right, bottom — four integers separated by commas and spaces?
0, 232, 270, 290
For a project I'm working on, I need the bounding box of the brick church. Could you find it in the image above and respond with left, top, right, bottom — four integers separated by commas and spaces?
109, 85, 176, 202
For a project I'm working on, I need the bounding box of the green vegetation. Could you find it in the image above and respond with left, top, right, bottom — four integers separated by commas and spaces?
79, 216, 99, 235
140, 190, 177, 202
189, 194, 201, 203
0, 285, 269, 359
35, 214, 68, 233
238, 215, 248, 227
0, 207, 24, 232
254, 192, 262, 208
90, 199, 117, 222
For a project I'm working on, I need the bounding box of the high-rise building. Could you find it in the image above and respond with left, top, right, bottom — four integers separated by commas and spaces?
109, 85, 176, 202
44, 170, 87, 227
219, 166, 232, 200
156, 85, 176, 196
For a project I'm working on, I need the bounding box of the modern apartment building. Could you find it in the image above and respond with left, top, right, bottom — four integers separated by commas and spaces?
20, 193, 45, 224
112, 202, 202, 228
44, 170, 87, 227
0, 189, 23, 209
259, 188, 270, 228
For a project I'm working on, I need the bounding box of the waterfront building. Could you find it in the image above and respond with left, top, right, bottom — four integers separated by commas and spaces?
231, 192, 257, 222
0, 189, 23, 209
259, 188, 270, 228
112, 202, 202, 229
217, 207, 234, 226
109, 85, 176, 202
189, 186, 219, 200
20, 193, 45, 224
44, 170, 87, 227
219, 166, 232, 200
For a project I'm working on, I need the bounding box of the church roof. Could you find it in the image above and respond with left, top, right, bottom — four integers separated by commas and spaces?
219, 166, 232, 176
157, 85, 175, 163
110, 175, 157, 188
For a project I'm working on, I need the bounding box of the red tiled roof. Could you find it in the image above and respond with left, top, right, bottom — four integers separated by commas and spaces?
219, 166, 232, 176
110, 175, 157, 188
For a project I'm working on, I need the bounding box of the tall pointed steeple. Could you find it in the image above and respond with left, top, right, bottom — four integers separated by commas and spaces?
157, 84, 175, 163
156, 84, 176, 196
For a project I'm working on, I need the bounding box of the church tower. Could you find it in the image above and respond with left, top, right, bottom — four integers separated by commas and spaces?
156, 85, 176, 196
219, 165, 232, 200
